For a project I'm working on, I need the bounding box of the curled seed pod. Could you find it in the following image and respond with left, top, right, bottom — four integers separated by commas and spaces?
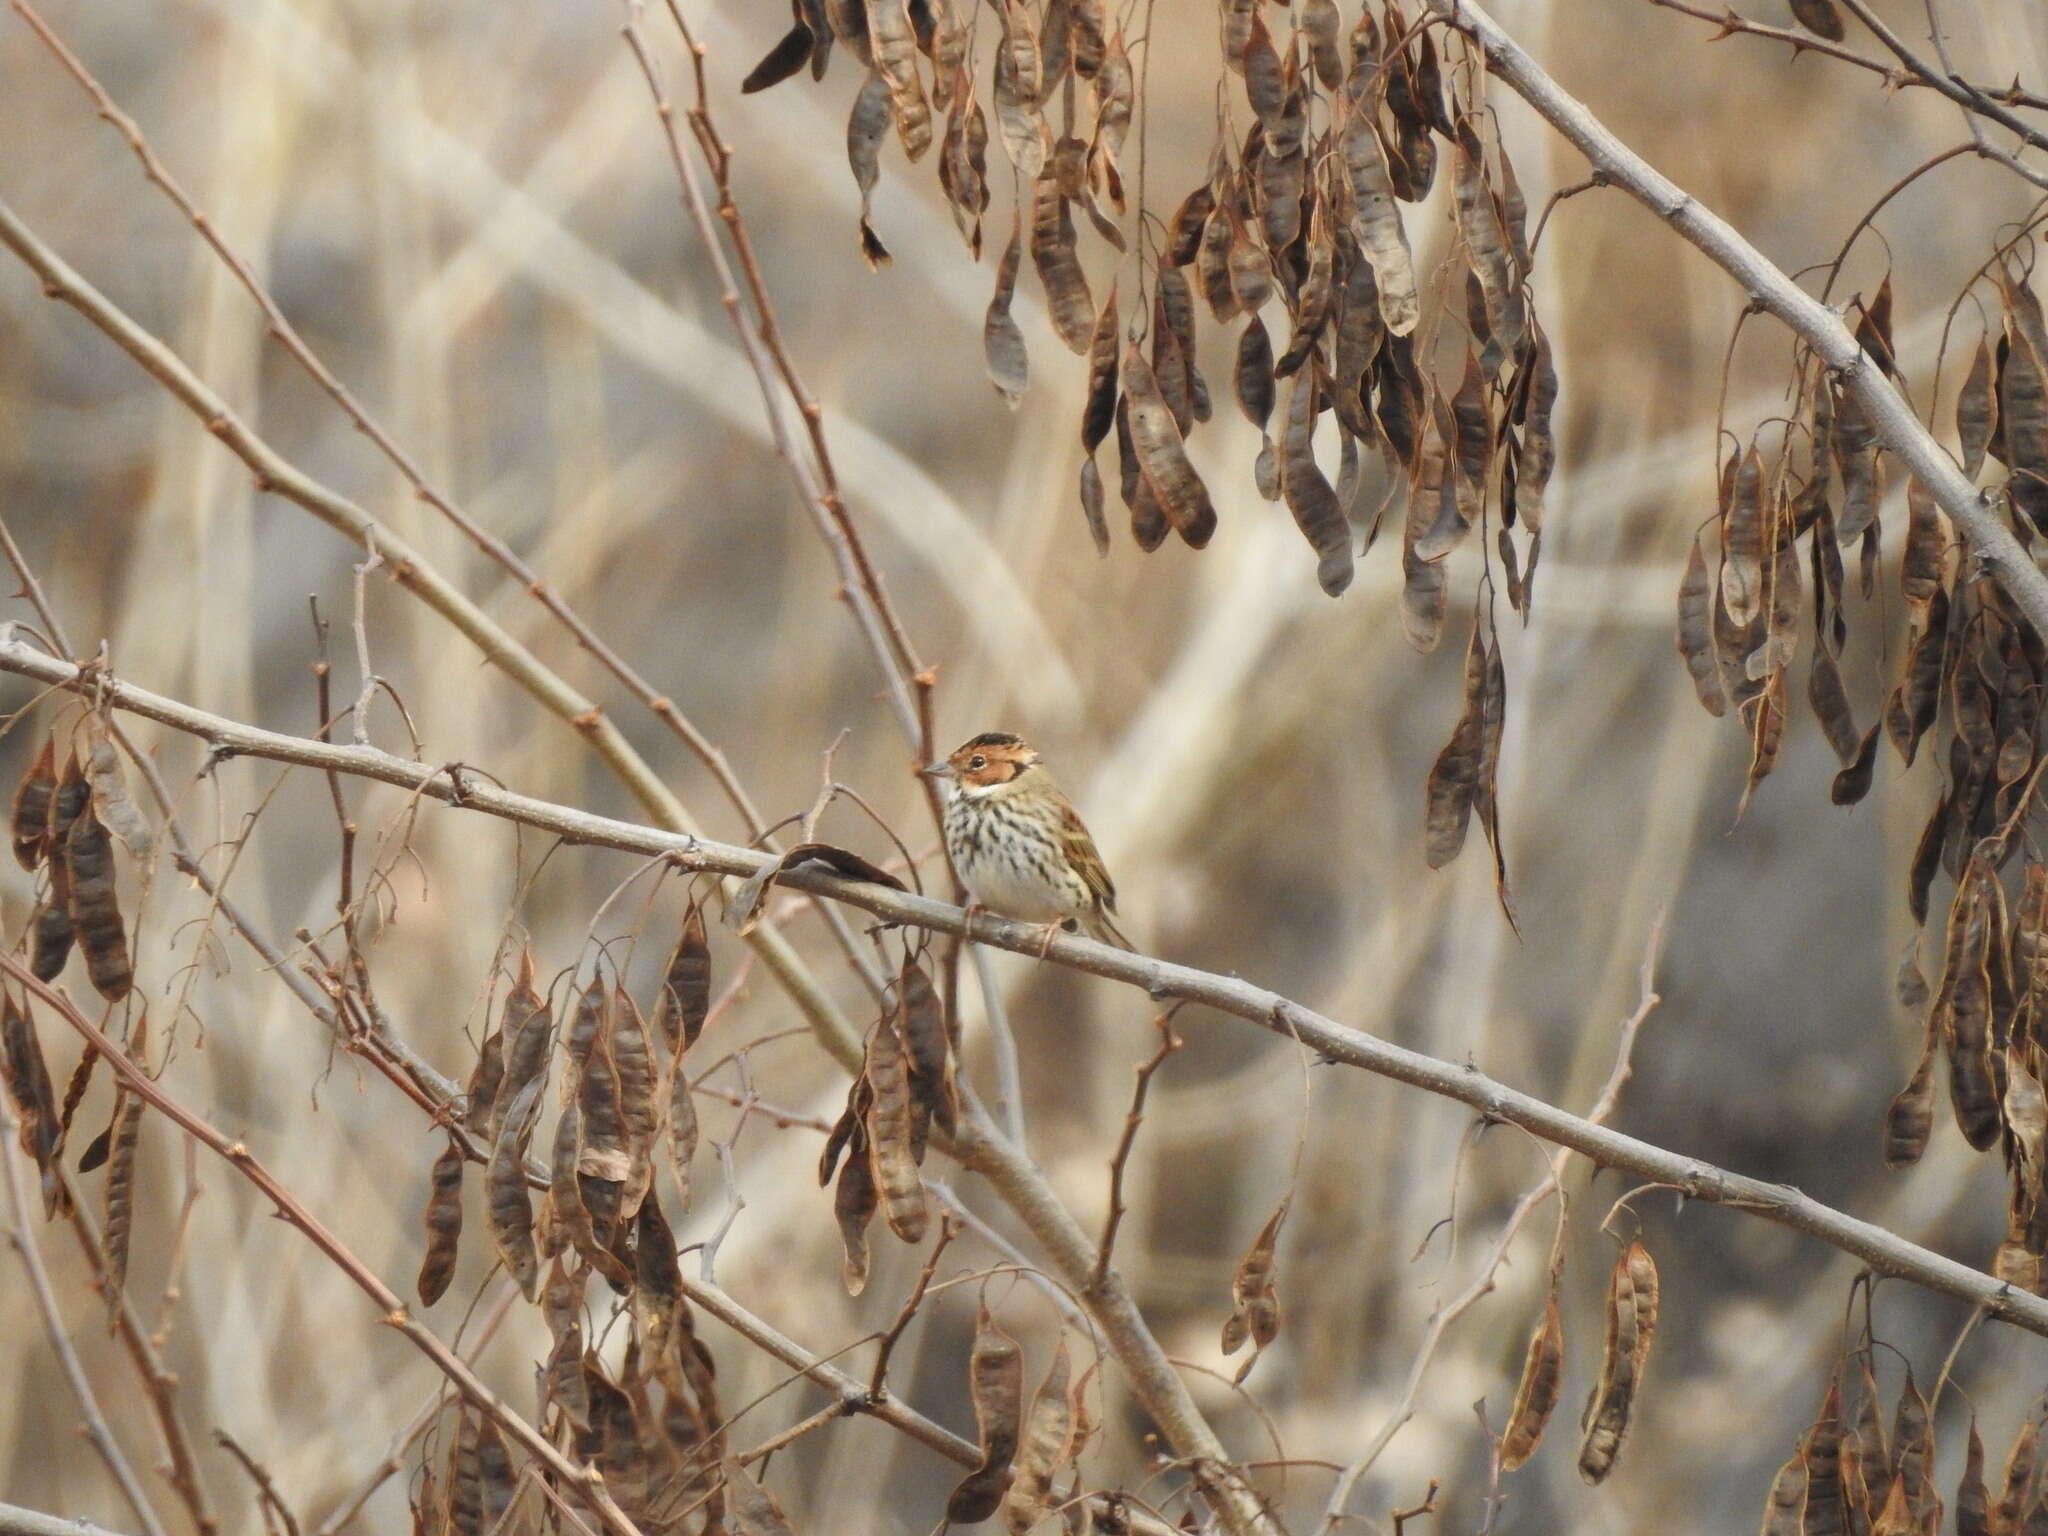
847, 70, 894, 268
899, 957, 956, 1146
947, 1303, 1024, 1522
11, 737, 55, 871
1031, 170, 1095, 355
417, 1138, 466, 1307
1221, 1201, 1286, 1373
1121, 347, 1217, 547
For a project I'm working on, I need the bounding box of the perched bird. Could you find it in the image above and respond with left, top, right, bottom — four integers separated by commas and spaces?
923, 731, 1134, 953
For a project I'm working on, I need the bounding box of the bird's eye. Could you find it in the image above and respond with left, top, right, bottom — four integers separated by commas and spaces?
968, 755, 986, 770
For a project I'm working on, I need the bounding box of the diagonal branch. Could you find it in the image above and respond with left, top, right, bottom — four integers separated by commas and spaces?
6, 636, 2044, 1344
1431, 0, 2048, 641
0, 191, 859, 1067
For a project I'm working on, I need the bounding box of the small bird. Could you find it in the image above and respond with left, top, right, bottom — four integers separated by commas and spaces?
923, 732, 1134, 953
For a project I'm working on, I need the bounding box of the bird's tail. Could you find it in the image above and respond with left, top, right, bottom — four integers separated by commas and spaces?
1086, 907, 1136, 951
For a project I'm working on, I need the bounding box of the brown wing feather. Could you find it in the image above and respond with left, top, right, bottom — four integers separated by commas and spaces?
1056, 800, 1133, 948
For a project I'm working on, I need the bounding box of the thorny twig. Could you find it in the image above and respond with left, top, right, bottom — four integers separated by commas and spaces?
1093, 1012, 1184, 1294
868, 1216, 958, 1398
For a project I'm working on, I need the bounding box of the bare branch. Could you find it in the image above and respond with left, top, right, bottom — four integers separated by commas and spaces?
1432, 0, 2048, 639
7, 638, 2042, 1342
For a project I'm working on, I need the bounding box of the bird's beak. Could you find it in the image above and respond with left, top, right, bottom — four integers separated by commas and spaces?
920, 762, 954, 781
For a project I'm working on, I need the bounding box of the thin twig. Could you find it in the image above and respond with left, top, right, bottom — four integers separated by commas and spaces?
210, 1433, 300, 1536
1094, 1013, 1183, 1294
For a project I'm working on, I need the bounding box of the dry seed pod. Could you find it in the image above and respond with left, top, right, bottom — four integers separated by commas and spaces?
1956, 1418, 1990, 1536
986, 209, 1030, 405
847, 70, 894, 268
1959, 337, 1997, 478
1758, 1454, 1805, 1535
724, 1459, 799, 1536
1, 992, 62, 1213
1031, 170, 1095, 354
654, 902, 711, 1056
1001, 1336, 1073, 1535
1789, 0, 1845, 40
863, 1010, 927, 1243
487, 1077, 544, 1300
1721, 446, 1765, 628
1883, 1033, 1937, 1168
416, 1138, 466, 1307
834, 1109, 878, 1294
668, 1053, 698, 1214
1280, 374, 1355, 596
63, 805, 131, 1002
497, 956, 553, 1117
1677, 537, 1727, 717
1500, 1294, 1564, 1471
899, 957, 956, 1145
1121, 347, 1218, 548
865, 0, 932, 160
11, 737, 55, 871
947, 1304, 1024, 1523
1340, 107, 1420, 336
85, 727, 150, 859
1578, 1239, 1657, 1484
1221, 1201, 1285, 1368
1452, 141, 1524, 355
1424, 625, 1487, 869
101, 1078, 144, 1321
610, 990, 658, 1222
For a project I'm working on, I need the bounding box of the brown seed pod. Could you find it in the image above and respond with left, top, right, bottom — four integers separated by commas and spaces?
668, 1052, 698, 1215
865, 0, 932, 161
1500, 1293, 1564, 1471
947, 1303, 1024, 1522
1280, 373, 1354, 596
1678, 536, 1728, 718
610, 989, 658, 1223
898, 956, 955, 1154
1958, 337, 1997, 479
862, 1010, 927, 1243
834, 1116, 878, 1295
1221, 1200, 1286, 1370
725, 1459, 799, 1536
1122, 346, 1218, 548
1341, 107, 1419, 336
1001, 1336, 1073, 1535
1, 991, 63, 1215
847, 70, 894, 269
986, 208, 1030, 406
417, 1137, 466, 1307
487, 1077, 544, 1300
11, 737, 55, 871
1424, 624, 1488, 870
1578, 1239, 1657, 1484
63, 806, 131, 1002
101, 1031, 147, 1321
84, 725, 150, 859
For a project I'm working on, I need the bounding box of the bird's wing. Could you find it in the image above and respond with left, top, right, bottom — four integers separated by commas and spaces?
1056, 800, 1118, 912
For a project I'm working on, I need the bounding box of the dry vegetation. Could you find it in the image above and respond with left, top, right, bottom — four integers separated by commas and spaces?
4, 0, 2048, 1532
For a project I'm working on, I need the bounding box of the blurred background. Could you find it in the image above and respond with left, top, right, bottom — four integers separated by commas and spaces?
3, 0, 2047, 1530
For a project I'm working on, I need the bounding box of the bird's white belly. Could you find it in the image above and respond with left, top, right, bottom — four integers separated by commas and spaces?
957, 846, 1071, 924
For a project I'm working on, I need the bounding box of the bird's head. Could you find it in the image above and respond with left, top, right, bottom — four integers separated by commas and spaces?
923, 732, 1041, 794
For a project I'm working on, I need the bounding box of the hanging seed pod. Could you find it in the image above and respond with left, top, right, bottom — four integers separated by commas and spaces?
947, 1303, 1025, 1522
417, 1138, 466, 1307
